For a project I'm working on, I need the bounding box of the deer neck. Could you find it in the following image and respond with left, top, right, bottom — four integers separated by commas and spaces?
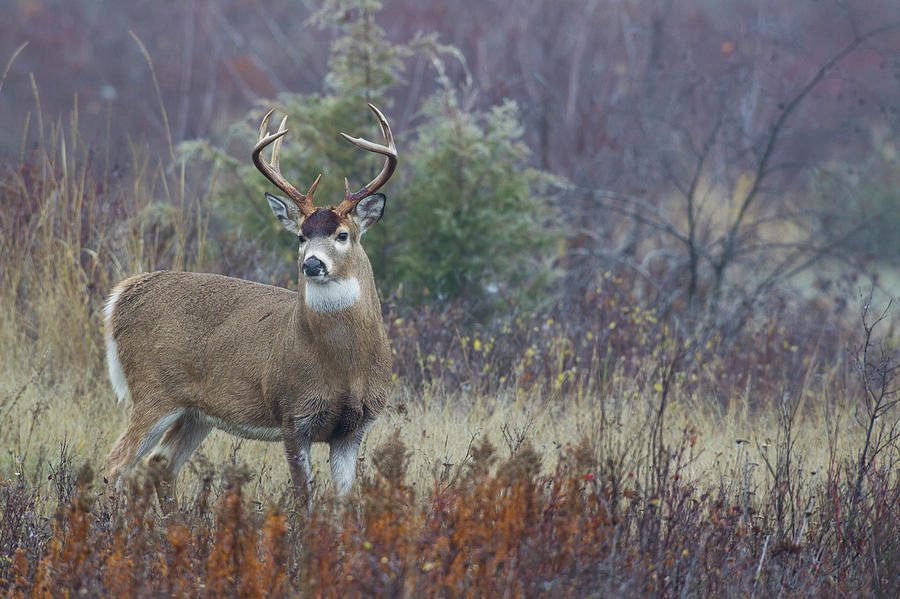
293, 275, 383, 369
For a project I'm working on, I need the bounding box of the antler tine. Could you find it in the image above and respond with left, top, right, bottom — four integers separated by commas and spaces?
270, 115, 288, 173
252, 108, 317, 217
336, 103, 398, 216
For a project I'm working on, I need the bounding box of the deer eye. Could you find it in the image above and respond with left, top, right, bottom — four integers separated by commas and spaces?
298, 235, 307, 244
336, 232, 349, 242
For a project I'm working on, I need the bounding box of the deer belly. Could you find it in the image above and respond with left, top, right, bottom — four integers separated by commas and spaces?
199, 414, 282, 441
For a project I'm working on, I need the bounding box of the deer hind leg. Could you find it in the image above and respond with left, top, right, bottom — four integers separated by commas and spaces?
106, 408, 186, 492
147, 410, 211, 514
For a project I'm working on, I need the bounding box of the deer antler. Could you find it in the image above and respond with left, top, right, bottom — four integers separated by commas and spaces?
335, 104, 398, 217
252, 108, 320, 217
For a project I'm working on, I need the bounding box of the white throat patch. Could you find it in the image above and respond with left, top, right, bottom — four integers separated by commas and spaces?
305, 278, 361, 312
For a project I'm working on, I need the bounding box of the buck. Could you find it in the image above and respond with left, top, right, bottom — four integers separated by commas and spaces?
104, 104, 396, 508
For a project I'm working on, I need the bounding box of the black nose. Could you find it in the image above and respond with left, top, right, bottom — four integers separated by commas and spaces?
303, 256, 326, 277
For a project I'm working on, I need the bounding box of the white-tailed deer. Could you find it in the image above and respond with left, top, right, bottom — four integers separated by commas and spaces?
104, 104, 397, 508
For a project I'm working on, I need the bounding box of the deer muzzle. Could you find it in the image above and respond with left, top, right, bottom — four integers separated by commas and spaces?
302, 256, 327, 278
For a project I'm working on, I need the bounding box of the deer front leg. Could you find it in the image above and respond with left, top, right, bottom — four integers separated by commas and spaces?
329, 426, 367, 495
282, 419, 312, 505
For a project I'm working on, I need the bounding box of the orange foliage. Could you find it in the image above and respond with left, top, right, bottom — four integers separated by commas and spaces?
4, 437, 898, 597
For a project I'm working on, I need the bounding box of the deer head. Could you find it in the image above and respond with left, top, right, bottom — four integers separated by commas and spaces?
253, 104, 397, 310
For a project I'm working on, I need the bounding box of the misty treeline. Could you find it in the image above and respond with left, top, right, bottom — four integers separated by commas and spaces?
3, 0, 900, 335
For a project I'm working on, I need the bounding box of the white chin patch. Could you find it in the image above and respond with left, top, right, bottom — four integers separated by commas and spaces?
305, 278, 361, 312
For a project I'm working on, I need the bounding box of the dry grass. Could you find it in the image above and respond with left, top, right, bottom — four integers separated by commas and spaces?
0, 341, 854, 513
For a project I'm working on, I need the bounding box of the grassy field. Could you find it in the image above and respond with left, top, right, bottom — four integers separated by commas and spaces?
2, 108, 899, 597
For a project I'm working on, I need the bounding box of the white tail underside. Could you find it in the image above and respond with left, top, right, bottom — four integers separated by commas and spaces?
103, 285, 131, 403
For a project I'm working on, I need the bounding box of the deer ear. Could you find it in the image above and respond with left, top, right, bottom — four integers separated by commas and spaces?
265, 193, 301, 235
351, 194, 385, 236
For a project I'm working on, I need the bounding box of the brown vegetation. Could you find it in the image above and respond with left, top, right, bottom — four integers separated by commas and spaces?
2, 423, 899, 597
